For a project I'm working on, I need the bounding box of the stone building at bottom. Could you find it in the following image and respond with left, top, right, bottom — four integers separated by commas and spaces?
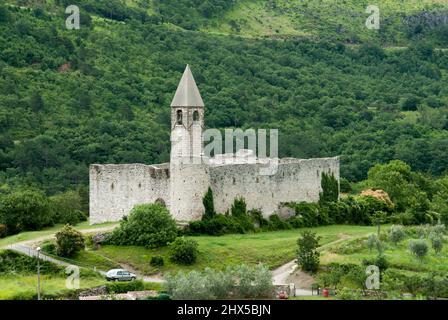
89, 65, 340, 224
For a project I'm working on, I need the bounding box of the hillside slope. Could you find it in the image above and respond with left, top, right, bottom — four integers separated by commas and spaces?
0, 1, 448, 195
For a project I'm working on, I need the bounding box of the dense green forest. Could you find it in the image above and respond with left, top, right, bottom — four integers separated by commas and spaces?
0, 0, 448, 197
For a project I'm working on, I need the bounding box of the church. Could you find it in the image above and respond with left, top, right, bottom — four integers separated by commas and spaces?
89, 65, 340, 224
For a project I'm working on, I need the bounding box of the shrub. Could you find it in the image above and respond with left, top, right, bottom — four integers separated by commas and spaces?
319, 172, 339, 204
204, 267, 235, 299
41, 241, 57, 255
340, 178, 352, 193
0, 224, 7, 238
230, 197, 254, 232
150, 256, 164, 267
297, 231, 321, 273
430, 224, 446, 236
55, 224, 85, 257
165, 271, 215, 300
165, 264, 273, 300
389, 225, 406, 244
293, 202, 320, 227
232, 264, 273, 298
409, 239, 428, 261
50, 190, 87, 225
362, 255, 389, 272
336, 287, 362, 300
366, 234, 382, 253
187, 214, 243, 236
108, 204, 178, 248
430, 235, 443, 254
249, 209, 269, 228
268, 214, 291, 230
316, 263, 365, 289
169, 237, 199, 265
0, 250, 62, 275
0, 189, 52, 235
106, 280, 144, 293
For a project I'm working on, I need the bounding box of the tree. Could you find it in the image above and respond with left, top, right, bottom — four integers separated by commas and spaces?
0, 189, 52, 235
319, 172, 339, 204
50, 190, 86, 225
108, 204, 178, 248
0, 5, 9, 23
55, 224, 85, 257
202, 187, 215, 220
389, 225, 406, 245
297, 231, 321, 273
29, 92, 45, 112
409, 239, 428, 262
371, 211, 388, 236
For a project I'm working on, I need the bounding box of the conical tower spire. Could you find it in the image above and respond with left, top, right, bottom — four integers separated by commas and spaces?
170, 65, 204, 107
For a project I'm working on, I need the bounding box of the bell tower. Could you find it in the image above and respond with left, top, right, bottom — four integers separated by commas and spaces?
170, 64, 204, 163
169, 65, 209, 221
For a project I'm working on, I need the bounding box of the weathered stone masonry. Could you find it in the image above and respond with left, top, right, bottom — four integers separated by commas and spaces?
89, 65, 340, 224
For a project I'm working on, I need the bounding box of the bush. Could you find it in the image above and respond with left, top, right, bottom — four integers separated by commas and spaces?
165, 270, 215, 300
430, 224, 446, 236
55, 224, 85, 257
0, 189, 52, 235
232, 264, 273, 298
268, 214, 291, 230
336, 287, 362, 300
316, 263, 365, 289
409, 239, 428, 261
389, 225, 406, 244
319, 172, 339, 204
362, 255, 389, 272
50, 190, 87, 225
203, 267, 234, 299
106, 280, 144, 293
150, 256, 164, 267
297, 231, 321, 273
366, 233, 382, 253
0, 224, 7, 238
165, 264, 273, 300
231, 197, 254, 232
187, 214, 243, 236
108, 204, 178, 248
0, 250, 63, 275
169, 237, 199, 265
430, 235, 443, 254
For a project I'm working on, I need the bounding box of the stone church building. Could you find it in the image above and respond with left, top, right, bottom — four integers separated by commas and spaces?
89, 66, 340, 224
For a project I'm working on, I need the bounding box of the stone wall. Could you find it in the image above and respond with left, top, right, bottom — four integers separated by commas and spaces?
209, 157, 340, 216
89, 163, 170, 224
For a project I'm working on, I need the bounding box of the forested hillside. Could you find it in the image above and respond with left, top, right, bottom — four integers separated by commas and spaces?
0, 0, 448, 195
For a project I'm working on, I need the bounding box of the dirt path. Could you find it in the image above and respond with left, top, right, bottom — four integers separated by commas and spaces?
1, 225, 118, 249
271, 233, 358, 295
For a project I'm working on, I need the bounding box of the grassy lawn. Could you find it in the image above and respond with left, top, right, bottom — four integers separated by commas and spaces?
0, 222, 118, 247
75, 225, 378, 275
0, 274, 106, 300
321, 236, 448, 273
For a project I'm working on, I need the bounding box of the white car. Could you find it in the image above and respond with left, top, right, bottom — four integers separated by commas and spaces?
106, 269, 137, 282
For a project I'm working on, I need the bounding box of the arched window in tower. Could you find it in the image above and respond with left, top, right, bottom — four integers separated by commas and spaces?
193, 110, 199, 123
176, 110, 183, 125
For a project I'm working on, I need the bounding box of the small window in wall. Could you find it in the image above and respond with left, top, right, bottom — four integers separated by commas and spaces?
111, 182, 114, 190
193, 110, 199, 123
176, 110, 183, 125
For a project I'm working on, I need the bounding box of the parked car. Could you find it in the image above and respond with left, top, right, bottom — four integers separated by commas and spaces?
106, 269, 137, 282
